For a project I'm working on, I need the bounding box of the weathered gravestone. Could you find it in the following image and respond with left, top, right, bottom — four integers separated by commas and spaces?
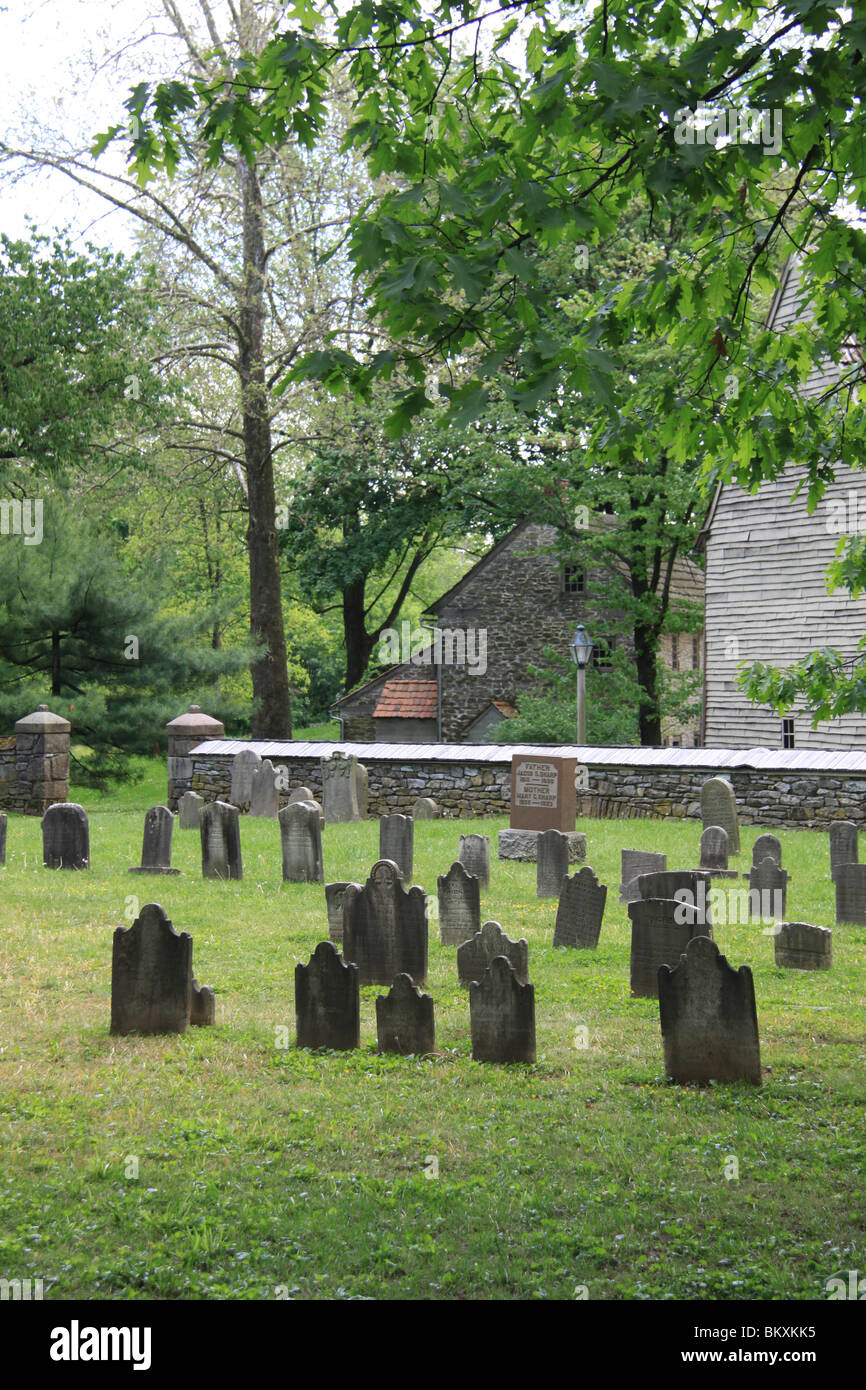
190, 978, 216, 1025
830, 821, 858, 882
553, 867, 607, 949
620, 850, 666, 903
376, 974, 435, 1055
379, 813, 413, 882
413, 797, 438, 819
178, 791, 204, 830
752, 833, 782, 868
325, 881, 356, 944
748, 857, 788, 920
295, 941, 359, 1050
288, 786, 314, 804
700, 826, 732, 874
458, 833, 490, 890
356, 763, 369, 819
200, 800, 243, 880
700, 777, 740, 854
129, 806, 180, 875
0, 811, 6, 868
658, 935, 761, 1085
774, 921, 832, 971
342, 860, 428, 986
111, 903, 192, 1035
229, 748, 261, 810
628, 897, 711, 999
537, 828, 570, 899
321, 752, 364, 823
249, 759, 279, 818
469, 956, 536, 1064
457, 920, 529, 987
835, 862, 866, 925
43, 802, 89, 870
636, 869, 711, 904
437, 861, 481, 946
279, 802, 323, 883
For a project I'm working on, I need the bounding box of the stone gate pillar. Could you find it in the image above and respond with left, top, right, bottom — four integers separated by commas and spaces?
14, 706, 70, 814
165, 705, 225, 809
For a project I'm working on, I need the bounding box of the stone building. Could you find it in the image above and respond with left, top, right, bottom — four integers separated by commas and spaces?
332, 521, 704, 745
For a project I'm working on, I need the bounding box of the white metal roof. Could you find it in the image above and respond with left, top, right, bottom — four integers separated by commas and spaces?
188, 740, 866, 774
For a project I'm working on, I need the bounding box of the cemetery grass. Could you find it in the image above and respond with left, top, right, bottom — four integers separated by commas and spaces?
0, 762, 864, 1301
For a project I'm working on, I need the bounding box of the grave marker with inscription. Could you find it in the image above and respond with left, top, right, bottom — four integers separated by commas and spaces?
376, 974, 435, 1055
295, 941, 360, 1050
553, 867, 607, 949
469, 956, 536, 1064
658, 935, 761, 1085
437, 861, 481, 946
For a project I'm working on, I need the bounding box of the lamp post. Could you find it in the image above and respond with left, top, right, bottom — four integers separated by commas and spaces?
569, 625, 594, 745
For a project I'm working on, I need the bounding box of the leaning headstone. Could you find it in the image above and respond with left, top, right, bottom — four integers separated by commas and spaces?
178, 791, 204, 830
437, 861, 481, 946
636, 869, 711, 903
458, 833, 490, 890
413, 797, 438, 819
835, 862, 866, 925
42, 802, 89, 870
748, 857, 788, 920
700, 826, 729, 872
249, 759, 279, 818
295, 941, 359, 1050
620, 850, 666, 903
537, 828, 570, 899
752, 833, 782, 869
658, 935, 761, 1085
628, 897, 711, 999
0, 811, 7, 867
190, 979, 216, 1026
700, 776, 740, 854
279, 802, 324, 883
325, 882, 356, 944
830, 821, 858, 882
457, 920, 529, 987
321, 752, 363, 823
342, 860, 428, 986
469, 956, 536, 1064
376, 974, 435, 1055
379, 813, 413, 882
110, 903, 192, 1035
774, 921, 832, 971
229, 748, 261, 810
200, 800, 243, 880
553, 867, 607, 949
129, 805, 180, 875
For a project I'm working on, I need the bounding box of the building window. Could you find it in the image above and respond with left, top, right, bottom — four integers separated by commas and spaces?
562, 565, 585, 594
671, 634, 679, 672
782, 717, 795, 749
692, 636, 700, 669
592, 636, 613, 669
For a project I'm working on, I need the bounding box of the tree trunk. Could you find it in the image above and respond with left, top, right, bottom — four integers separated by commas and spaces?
237, 157, 292, 738
634, 618, 662, 745
343, 578, 377, 690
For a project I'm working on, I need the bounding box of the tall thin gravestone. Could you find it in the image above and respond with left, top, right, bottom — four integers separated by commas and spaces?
0, 811, 6, 868
835, 862, 866, 925
458, 833, 490, 890
111, 903, 192, 1035
830, 821, 858, 882
249, 759, 280, 818
321, 752, 363, 823
42, 802, 89, 870
537, 829, 570, 899
457, 920, 529, 987
700, 777, 740, 855
325, 882, 355, 944
376, 974, 435, 1055
380, 813, 413, 882
295, 941, 360, 1050
129, 806, 180, 875
553, 867, 607, 949
658, 935, 761, 1085
229, 748, 261, 811
748, 857, 788, 920
279, 802, 324, 883
437, 861, 481, 946
178, 791, 204, 830
200, 800, 243, 880
628, 897, 711, 999
469, 956, 536, 1064
342, 860, 428, 986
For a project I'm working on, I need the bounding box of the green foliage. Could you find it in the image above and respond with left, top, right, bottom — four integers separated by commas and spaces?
490, 646, 641, 746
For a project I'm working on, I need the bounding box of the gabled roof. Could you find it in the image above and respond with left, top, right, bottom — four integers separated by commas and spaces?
330, 663, 404, 710
422, 520, 532, 616
373, 679, 438, 719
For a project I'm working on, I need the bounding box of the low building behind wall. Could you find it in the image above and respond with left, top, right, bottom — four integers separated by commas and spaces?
169, 730, 866, 830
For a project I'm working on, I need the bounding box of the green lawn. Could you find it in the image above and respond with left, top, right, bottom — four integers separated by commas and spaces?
0, 759, 863, 1300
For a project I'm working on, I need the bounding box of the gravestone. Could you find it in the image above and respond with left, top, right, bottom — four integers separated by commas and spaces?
342, 860, 428, 986
413, 797, 438, 819
700, 777, 740, 854
830, 821, 858, 882
458, 833, 490, 890
774, 921, 832, 971
129, 805, 180, 875
356, 764, 369, 819
619, 850, 666, 903
509, 754, 576, 831
0, 811, 6, 867
42, 802, 89, 870
288, 786, 314, 804
200, 800, 243, 880
469, 956, 536, 1064
379, 813, 413, 882
279, 802, 324, 883
752, 833, 782, 869
325, 882, 355, 944
700, 826, 729, 872
110, 903, 192, 1035
178, 791, 204, 829
537, 828, 570, 899
249, 759, 279, 818
748, 857, 788, 920
628, 897, 711, 999
295, 941, 359, 1050
553, 867, 607, 949
321, 752, 363, 823
376, 974, 435, 1055
229, 748, 261, 810
636, 869, 711, 903
437, 861, 481, 946
191, 979, 216, 1025
658, 935, 761, 1085
457, 920, 529, 987
835, 862, 866, 925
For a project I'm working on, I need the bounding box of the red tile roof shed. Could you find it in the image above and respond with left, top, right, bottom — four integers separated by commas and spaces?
373, 680, 438, 719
